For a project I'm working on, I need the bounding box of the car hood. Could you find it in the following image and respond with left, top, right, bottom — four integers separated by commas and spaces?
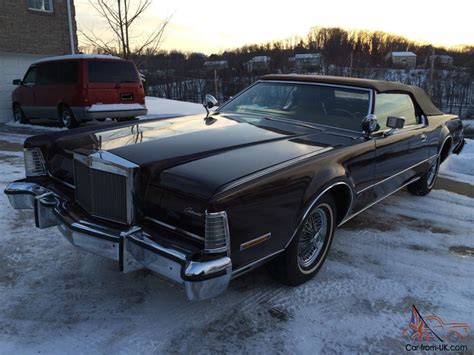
30, 113, 357, 199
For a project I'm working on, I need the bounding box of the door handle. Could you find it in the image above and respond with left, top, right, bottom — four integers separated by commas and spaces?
420, 133, 427, 142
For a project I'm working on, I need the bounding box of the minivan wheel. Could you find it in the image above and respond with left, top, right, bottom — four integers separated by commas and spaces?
13, 104, 29, 124
269, 194, 336, 286
59, 106, 79, 129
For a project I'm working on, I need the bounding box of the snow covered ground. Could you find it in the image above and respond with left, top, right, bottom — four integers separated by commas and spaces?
0, 130, 472, 353
439, 139, 474, 185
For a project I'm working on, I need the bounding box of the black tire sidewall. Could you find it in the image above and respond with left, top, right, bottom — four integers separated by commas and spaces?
408, 156, 440, 196
274, 194, 337, 285
13, 105, 28, 124
59, 106, 78, 129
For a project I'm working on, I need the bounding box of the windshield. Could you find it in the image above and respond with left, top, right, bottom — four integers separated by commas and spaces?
219, 82, 370, 131
88, 60, 140, 84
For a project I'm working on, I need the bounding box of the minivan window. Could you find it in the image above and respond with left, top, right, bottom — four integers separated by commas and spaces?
37, 61, 78, 85
59, 61, 78, 83
374, 93, 418, 130
88, 60, 139, 83
37, 63, 57, 85
23, 67, 37, 85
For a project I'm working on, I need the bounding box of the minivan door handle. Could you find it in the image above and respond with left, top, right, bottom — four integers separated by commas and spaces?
420, 133, 427, 142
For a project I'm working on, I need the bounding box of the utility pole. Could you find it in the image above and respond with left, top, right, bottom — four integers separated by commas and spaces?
214, 69, 219, 100
429, 47, 436, 98
430, 47, 435, 82
349, 51, 353, 77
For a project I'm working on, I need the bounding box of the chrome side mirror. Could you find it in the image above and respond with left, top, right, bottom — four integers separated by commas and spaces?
361, 114, 379, 138
203, 94, 218, 115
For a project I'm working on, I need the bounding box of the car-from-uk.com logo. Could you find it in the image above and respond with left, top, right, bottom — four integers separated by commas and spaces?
402, 305, 470, 352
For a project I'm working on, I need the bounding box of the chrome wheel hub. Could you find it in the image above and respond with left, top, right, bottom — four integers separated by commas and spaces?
14, 108, 21, 121
298, 207, 328, 268
62, 111, 71, 127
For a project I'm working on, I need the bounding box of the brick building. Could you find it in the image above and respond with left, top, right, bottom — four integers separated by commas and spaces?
0, 0, 78, 122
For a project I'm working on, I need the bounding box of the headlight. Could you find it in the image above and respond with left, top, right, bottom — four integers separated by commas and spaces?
204, 211, 230, 254
24, 148, 47, 177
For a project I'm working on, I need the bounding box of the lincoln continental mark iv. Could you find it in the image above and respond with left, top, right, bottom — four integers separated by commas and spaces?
4, 75, 465, 300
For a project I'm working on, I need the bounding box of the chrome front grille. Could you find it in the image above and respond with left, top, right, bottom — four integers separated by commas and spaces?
73, 152, 137, 225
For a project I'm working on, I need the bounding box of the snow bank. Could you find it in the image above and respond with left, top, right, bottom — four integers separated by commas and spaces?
439, 138, 474, 185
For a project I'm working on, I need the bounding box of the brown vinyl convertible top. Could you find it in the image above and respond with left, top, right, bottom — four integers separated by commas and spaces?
262, 74, 443, 116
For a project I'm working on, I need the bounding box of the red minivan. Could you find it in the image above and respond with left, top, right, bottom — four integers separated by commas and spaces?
12, 54, 147, 129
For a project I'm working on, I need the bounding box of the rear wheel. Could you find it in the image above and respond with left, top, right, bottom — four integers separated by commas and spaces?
59, 105, 79, 129
270, 194, 336, 285
13, 104, 29, 124
408, 155, 440, 196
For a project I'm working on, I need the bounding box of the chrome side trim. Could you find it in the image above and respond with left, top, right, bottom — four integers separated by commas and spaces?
231, 248, 285, 278
216, 147, 333, 196
240, 232, 272, 251
356, 154, 438, 195
144, 216, 205, 241
285, 181, 354, 249
339, 176, 421, 226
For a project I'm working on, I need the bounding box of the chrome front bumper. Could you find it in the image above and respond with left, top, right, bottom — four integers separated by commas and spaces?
4, 181, 231, 301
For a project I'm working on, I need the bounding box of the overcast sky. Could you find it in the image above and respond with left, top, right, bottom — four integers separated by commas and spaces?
75, 0, 474, 54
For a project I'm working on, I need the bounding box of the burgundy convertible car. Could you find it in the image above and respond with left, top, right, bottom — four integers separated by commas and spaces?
4, 75, 465, 300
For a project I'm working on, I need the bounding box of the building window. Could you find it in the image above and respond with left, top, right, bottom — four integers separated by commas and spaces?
28, 0, 53, 12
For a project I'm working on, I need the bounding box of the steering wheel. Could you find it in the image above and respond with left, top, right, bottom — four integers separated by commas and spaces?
326, 108, 357, 119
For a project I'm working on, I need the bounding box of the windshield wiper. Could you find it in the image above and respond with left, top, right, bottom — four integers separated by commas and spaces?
261, 116, 322, 131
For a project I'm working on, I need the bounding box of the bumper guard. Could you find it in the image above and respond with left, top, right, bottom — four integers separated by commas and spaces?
4, 181, 231, 301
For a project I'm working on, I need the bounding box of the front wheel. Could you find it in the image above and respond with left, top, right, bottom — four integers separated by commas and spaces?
270, 194, 336, 285
59, 106, 79, 129
408, 155, 440, 196
13, 104, 29, 124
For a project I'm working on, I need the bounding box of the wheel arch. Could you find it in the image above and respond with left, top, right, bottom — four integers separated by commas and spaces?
439, 134, 452, 163
285, 180, 354, 249
57, 102, 70, 115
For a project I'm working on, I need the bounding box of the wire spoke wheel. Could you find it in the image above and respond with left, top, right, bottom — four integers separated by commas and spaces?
297, 207, 328, 268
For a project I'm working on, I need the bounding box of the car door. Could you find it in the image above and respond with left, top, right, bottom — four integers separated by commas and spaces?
19, 66, 37, 117
371, 93, 430, 200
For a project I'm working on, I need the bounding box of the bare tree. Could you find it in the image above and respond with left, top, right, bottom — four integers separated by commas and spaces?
80, 0, 170, 59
